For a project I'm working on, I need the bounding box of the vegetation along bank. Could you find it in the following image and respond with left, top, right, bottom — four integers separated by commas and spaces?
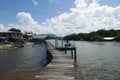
64, 29, 120, 41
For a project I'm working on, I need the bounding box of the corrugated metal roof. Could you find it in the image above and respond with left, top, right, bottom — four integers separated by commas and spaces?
33, 35, 47, 39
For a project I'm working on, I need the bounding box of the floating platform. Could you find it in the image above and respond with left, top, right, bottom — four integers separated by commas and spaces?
56, 47, 76, 51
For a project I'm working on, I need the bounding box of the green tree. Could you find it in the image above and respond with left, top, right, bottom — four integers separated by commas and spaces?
115, 33, 120, 41
96, 29, 106, 37
90, 35, 103, 41
8, 28, 21, 32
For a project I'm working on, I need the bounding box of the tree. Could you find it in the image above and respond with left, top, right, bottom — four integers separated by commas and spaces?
90, 35, 103, 41
115, 33, 120, 41
96, 29, 106, 37
8, 28, 21, 32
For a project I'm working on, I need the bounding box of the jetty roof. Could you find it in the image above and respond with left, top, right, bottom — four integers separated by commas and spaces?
33, 35, 48, 39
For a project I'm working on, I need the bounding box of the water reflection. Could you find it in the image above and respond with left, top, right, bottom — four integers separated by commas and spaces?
0, 43, 47, 80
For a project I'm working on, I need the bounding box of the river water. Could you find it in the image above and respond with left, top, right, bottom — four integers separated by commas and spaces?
74, 41, 120, 80
1, 40, 120, 80
0, 43, 47, 80
49, 40, 120, 80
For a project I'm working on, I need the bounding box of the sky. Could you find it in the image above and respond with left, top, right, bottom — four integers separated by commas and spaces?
0, 0, 120, 36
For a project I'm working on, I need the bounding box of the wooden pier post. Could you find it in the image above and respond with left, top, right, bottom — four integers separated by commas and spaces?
65, 48, 67, 53
71, 50, 73, 58
74, 48, 77, 63
55, 39, 58, 48
62, 39, 64, 47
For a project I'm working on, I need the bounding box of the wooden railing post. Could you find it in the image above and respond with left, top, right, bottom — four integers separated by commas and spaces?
74, 48, 77, 63
71, 50, 73, 58
55, 39, 58, 48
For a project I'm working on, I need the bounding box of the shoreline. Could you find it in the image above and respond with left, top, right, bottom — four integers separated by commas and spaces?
0, 44, 14, 50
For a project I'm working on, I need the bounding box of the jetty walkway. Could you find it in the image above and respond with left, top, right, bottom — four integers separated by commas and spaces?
35, 42, 75, 80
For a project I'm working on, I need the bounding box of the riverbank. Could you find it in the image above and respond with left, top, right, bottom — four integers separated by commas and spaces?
0, 44, 13, 50
0, 42, 25, 51
64, 29, 120, 41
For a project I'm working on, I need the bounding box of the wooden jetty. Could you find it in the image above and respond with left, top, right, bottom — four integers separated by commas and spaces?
35, 42, 75, 80
56, 47, 76, 62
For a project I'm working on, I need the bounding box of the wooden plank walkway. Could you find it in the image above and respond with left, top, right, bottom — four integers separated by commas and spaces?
35, 42, 75, 80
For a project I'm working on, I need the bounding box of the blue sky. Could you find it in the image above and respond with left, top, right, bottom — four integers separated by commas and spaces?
0, 0, 120, 36
0, 0, 74, 25
99, 0, 120, 7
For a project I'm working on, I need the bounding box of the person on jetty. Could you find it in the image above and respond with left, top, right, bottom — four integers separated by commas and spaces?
65, 40, 71, 47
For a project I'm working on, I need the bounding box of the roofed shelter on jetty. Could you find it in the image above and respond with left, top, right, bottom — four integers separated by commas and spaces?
32, 34, 48, 44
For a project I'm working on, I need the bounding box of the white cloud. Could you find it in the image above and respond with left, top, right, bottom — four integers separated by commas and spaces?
45, 0, 120, 36
17, 12, 37, 25
1, 0, 120, 36
0, 24, 8, 32
8, 12, 55, 35
32, 0, 38, 6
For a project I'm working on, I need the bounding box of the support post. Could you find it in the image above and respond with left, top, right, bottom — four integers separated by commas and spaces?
65, 48, 67, 53
74, 48, 77, 63
62, 39, 63, 47
55, 39, 58, 48
71, 50, 73, 58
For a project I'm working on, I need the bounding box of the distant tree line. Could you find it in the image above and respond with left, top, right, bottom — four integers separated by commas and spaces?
64, 29, 120, 41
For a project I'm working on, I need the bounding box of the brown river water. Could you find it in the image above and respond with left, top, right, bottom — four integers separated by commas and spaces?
0, 43, 47, 80
0, 40, 120, 80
